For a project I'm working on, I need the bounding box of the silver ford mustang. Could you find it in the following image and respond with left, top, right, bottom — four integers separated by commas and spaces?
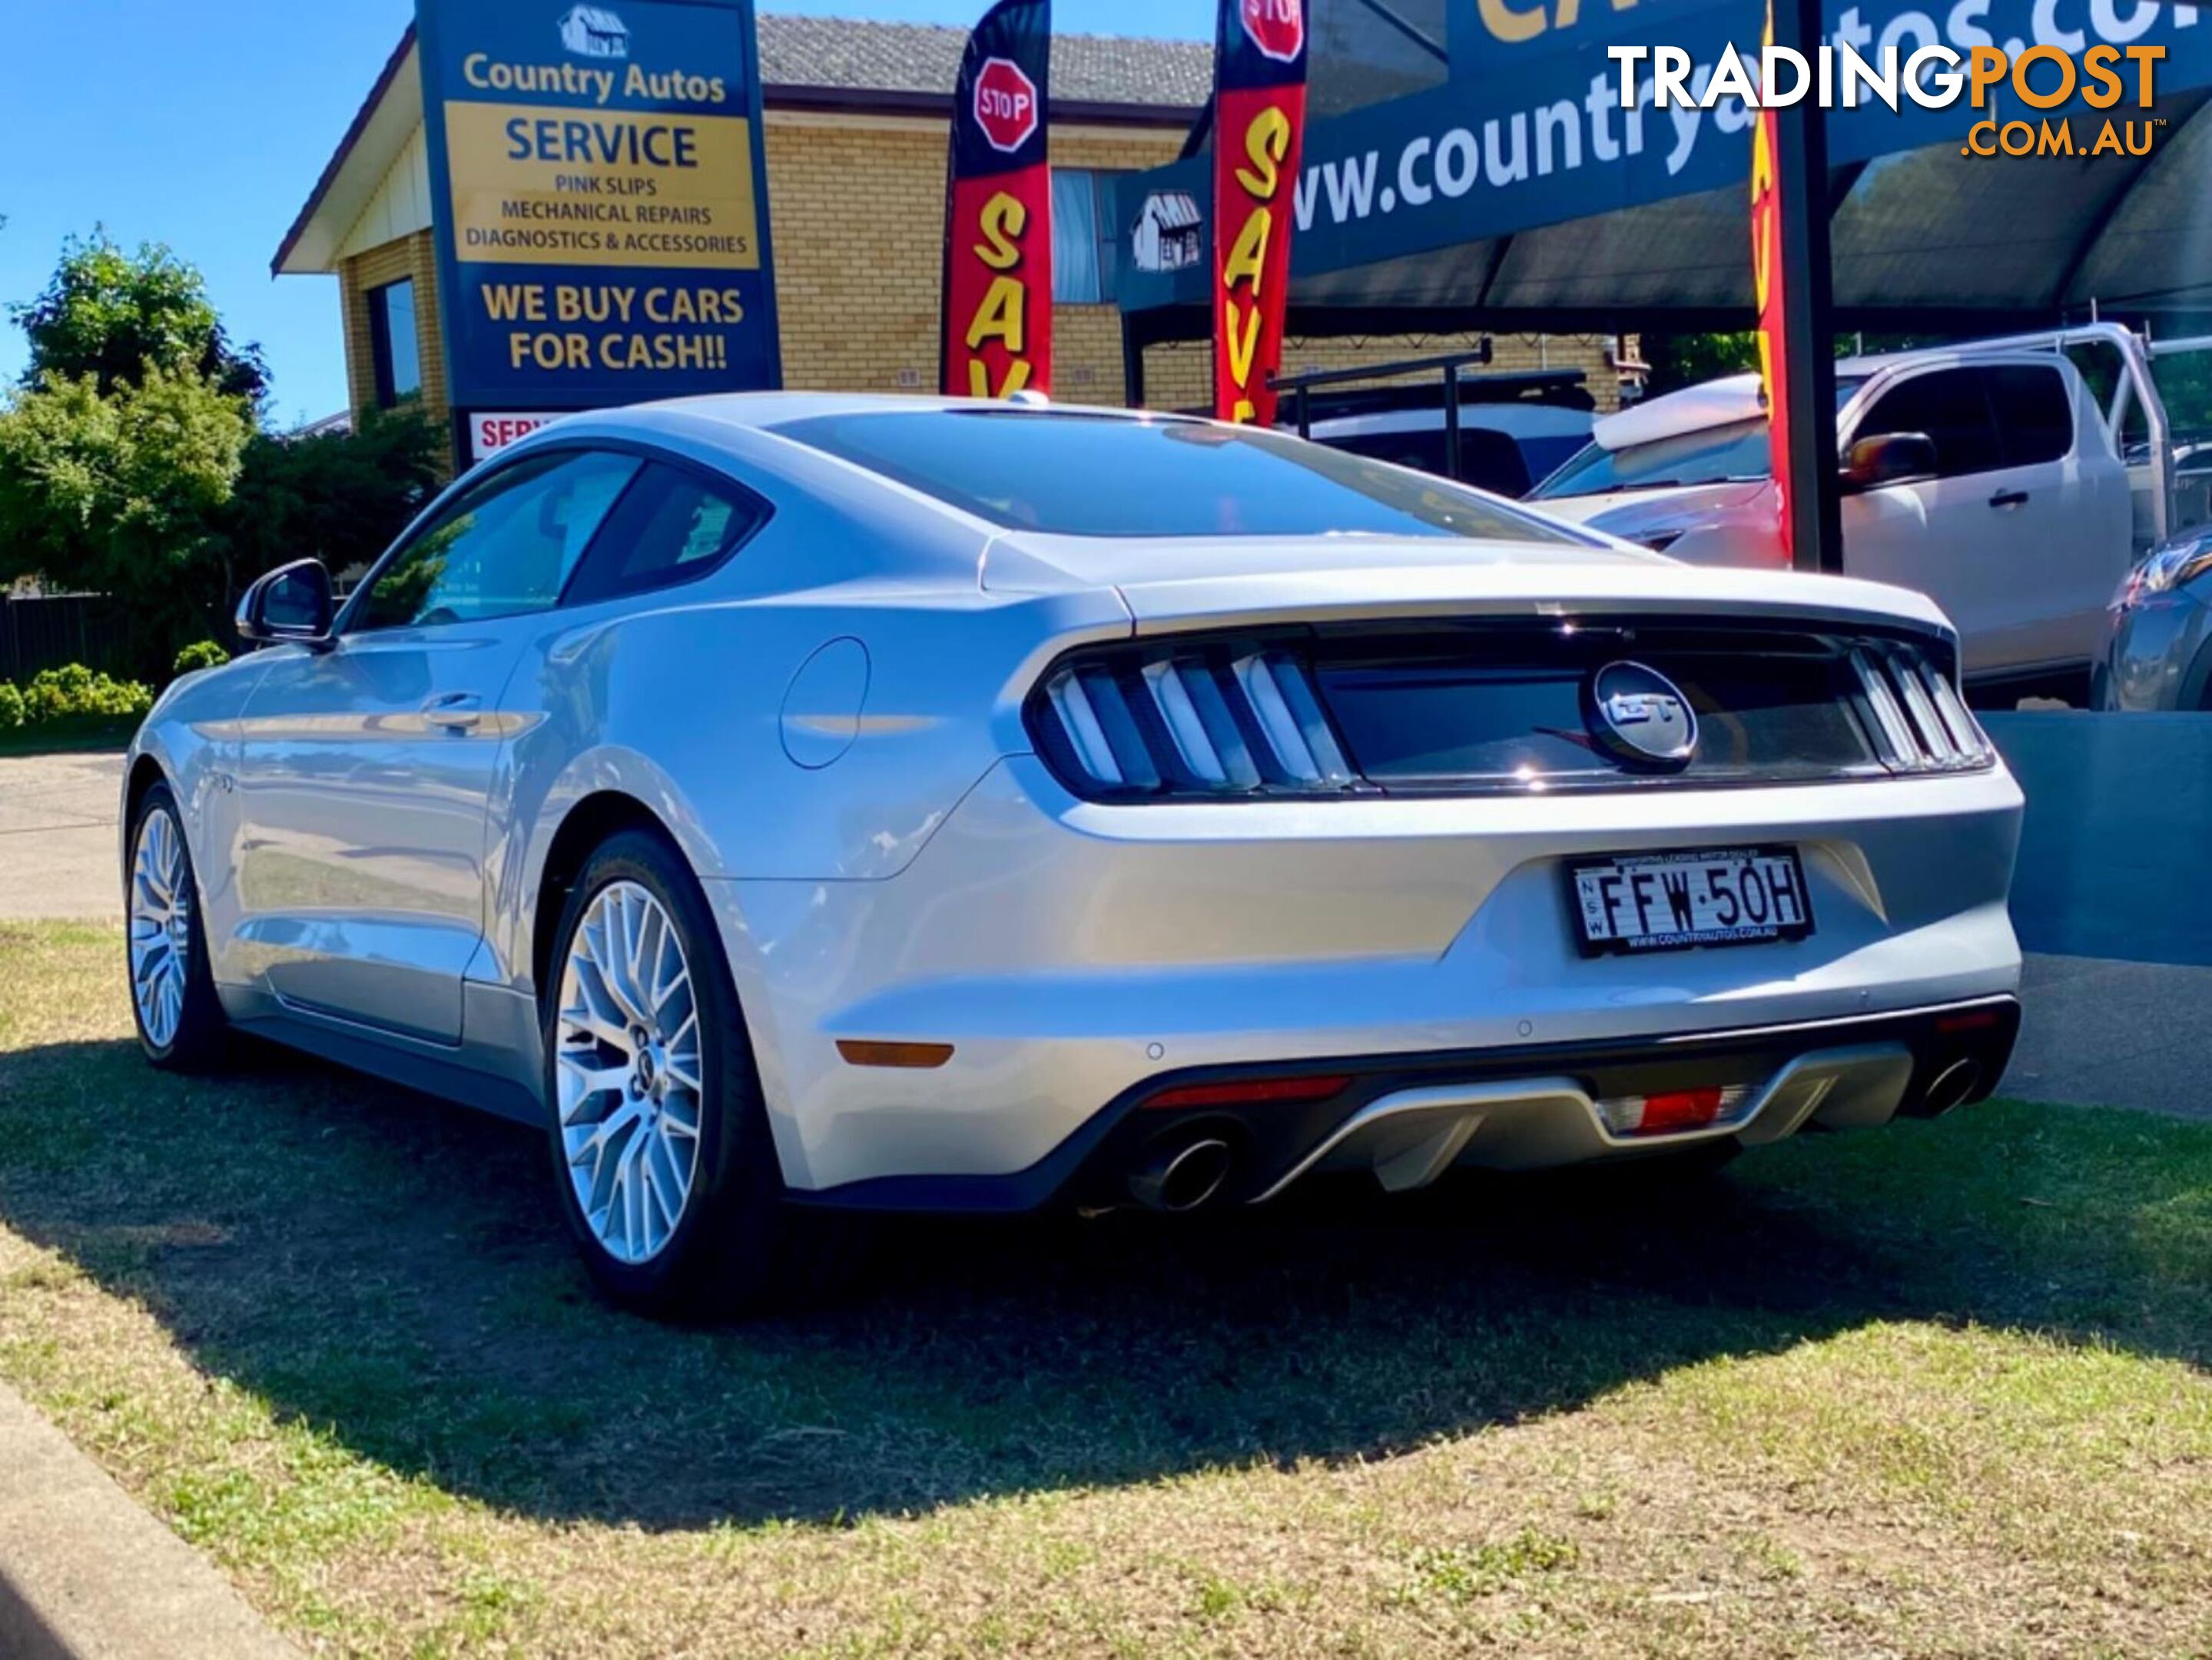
123, 396, 2025, 1313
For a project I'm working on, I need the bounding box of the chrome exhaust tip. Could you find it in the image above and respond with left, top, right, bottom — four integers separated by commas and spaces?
1917, 1058, 1983, 1118
1128, 1137, 1235, 1213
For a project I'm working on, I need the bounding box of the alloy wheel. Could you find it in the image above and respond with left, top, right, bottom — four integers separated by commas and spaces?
554, 880, 705, 1264
128, 807, 193, 1050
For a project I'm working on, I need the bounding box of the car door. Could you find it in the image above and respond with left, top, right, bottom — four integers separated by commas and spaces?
1841, 364, 2087, 678
1982, 362, 2132, 669
228, 447, 642, 1044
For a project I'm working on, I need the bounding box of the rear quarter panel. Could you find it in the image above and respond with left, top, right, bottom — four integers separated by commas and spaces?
475, 432, 1131, 1001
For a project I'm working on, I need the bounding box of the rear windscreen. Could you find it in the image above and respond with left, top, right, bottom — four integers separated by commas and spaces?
771, 408, 1592, 544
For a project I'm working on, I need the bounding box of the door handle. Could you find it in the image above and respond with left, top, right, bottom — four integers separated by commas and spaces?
1988, 489, 2030, 510
420, 692, 483, 731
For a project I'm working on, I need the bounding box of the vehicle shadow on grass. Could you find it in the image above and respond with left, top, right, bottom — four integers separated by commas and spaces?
1, 1031, 2207, 1532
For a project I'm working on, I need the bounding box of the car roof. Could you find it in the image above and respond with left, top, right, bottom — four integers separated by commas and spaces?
621, 390, 1194, 432
498, 393, 1209, 481
1593, 347, 2077, 452
1829, 347, 2064, 377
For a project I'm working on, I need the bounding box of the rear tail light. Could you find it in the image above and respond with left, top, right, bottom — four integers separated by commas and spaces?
1935, 1009, 2003, 1034
1597, 1084, 1753, 1137
1849, 643, 1992, 773
1028, 626, 1996, 802
1033, 644, 1355, 800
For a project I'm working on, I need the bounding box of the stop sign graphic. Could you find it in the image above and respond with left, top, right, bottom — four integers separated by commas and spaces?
973, 57, 1040, 154
1239, 0, 1305, 62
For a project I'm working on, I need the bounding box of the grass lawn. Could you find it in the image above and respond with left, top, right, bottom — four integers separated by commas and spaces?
2, 918, 2209, 1657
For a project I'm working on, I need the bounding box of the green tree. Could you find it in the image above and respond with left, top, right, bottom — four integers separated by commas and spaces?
11, 230, 269, 406
0, 234, 449, 675
1641, 332, 1763, 398
1641, 331, 1989, 402
225, 404, 447, 588
0, 367, 254, 665
0, 384, 446, 671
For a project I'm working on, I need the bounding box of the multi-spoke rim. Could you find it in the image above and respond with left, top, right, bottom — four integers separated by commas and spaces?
555, 881, 705, 1265
128, 807, 192, 1050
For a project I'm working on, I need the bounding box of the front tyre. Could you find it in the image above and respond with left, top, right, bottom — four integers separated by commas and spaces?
542, 829, 836, 1316
127, 782, 228, 1071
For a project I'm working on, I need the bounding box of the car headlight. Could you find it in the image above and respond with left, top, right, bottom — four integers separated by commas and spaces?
2115, 533, 2212, 609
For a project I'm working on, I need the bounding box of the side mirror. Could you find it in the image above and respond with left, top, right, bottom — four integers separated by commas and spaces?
1841, 432, 1939, 493
236, 559, 336, 647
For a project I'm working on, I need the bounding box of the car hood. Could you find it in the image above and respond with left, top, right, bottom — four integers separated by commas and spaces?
977, 530, 1951, 639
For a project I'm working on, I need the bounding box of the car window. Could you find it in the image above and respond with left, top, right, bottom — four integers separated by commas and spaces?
348, 450, 642, 632
1529, 419, 1773, 500
1517, 433, 1590, 490
566, 462, 770, 603
1321, 427, 1533, 497
1987, 365, 2074, 465
1854, 369, 2005, 480
772, 409, 1589, 544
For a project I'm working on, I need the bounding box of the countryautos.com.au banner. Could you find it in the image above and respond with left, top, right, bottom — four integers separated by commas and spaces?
1109, 0, 2212, 308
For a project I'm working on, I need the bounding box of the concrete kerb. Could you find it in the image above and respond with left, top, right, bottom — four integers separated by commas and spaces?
0, 1381, 300, 1660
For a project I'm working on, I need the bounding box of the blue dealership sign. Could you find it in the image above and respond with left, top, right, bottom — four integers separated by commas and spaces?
1109, 0, 2212, 310
416, 0, 781, 419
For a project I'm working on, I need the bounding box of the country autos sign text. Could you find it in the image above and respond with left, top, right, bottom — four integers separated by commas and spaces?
416, 0, 781, 412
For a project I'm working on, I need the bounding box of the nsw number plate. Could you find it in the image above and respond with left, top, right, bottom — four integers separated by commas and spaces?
1569, 846, 1814, 955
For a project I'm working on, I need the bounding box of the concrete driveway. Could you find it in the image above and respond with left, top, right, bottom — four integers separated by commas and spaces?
0, 750, 124, 921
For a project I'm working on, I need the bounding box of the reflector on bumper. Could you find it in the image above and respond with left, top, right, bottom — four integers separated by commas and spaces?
1595, 1084, 1754, 1137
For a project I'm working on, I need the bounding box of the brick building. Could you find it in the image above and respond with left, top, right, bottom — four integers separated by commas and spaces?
274, 15, 1626, 437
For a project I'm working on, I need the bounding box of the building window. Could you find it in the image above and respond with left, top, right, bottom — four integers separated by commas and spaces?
368, 278, 422, 407
1053, 170, 1123, 307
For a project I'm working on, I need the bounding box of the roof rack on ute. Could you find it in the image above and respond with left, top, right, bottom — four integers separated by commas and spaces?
1286, 368, 1594, 424
1271, 348, 1593, 482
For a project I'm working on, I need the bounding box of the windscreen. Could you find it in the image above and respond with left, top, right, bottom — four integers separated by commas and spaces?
773, 409, 1592, 543
1528, 376, 1868, 500
1530, 419, 1773, 500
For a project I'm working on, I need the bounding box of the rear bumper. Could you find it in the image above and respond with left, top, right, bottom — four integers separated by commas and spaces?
791, 995, 2021, 1213
711, 755, 2023, 1194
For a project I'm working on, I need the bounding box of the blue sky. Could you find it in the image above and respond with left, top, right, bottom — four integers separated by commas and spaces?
0, 0, 1207, 429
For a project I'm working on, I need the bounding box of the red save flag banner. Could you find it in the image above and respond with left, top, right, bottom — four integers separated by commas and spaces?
1212, 0, 1308, 424
942, 0, 1053, 399
1749, 0, 1793, 562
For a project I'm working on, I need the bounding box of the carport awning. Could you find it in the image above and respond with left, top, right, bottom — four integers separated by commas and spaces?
1113, 0, 2212, 337
1291, 95, 2212, 324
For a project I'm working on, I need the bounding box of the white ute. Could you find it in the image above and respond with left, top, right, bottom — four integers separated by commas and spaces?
1530, 323, 2205, 702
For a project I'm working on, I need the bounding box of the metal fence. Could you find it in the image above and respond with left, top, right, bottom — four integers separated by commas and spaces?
0, 594, 131, 683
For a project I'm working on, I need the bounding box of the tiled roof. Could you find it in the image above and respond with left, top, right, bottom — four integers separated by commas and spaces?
758, 14, 1211, 111
278, 15, 1206, 274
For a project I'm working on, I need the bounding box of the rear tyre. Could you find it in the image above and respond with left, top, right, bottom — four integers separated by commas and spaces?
542, 828, 854, 1316
126, 783, 229, 1072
